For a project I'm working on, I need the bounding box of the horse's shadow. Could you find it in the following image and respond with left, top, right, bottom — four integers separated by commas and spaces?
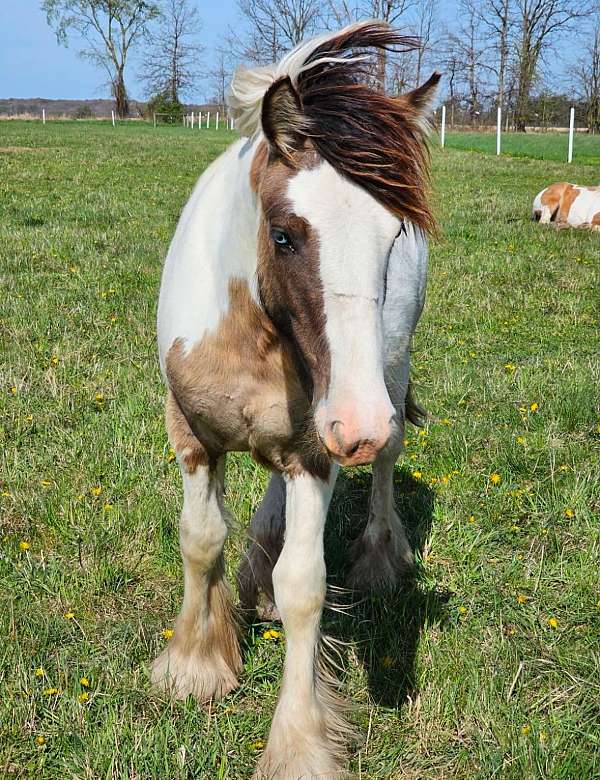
321, 467, 449, 709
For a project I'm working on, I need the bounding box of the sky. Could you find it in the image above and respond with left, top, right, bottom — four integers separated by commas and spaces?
0, 0, 239, 101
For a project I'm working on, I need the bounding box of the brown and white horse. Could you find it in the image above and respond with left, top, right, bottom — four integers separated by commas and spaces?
533, 182, 600, 230
153, 22, 439, 779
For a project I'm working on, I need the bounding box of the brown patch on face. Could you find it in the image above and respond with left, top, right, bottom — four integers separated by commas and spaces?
166, 390, 211, 474
252, 144, 331, 407
166, 278, 329, 479
250, 139, 269, 193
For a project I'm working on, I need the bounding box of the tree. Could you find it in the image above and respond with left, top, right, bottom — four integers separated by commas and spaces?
574, 20, 600, 133
141, 0, 203, 104
477, 0, 514, 110
412, 0, 438, 87
208, 47, 233, 116
513, 0, 591, 130
230, 0, 321, 65
42, 0, 159, 118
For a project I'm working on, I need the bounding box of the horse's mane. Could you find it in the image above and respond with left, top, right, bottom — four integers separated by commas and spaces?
227, 21, 438, 234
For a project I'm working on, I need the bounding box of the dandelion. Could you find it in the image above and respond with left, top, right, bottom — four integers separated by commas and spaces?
35, 667, 45, 677
78, 692, 89, 703
40, 480, 51, 487
564, 508, 574, 519
10, 386, 17, 395
103, 503, 113, 512
251, 740, 265, 750
95, 392, 105, 402
489, 473, 501, 485
540, 731, 547, 743
468, 515, 476, 524
262, 629, 282, 640
548, 617, 558, 629
558, 465, 569, 472
25, 414, 33, 422
36, 736, 46, 746
510, 525, 520, 533
521, 725, 531, 736
516, 594, 527, 605
411, 470, 422, 480
50, 356, 59, 366
458, 606, 467, 615
515, 436, 525, 445
80, 677, 90, 688
43, 688, 59, 696
19, 540, 30, 551
418, 430, 427, 437
69, 266, 77, 273
504, 363, 516, 372
166, 448, 176, 463
530, 402, 539, 412
64, 611, 75, 620
1, 491, 12, 498
90, 486, 102, 497
162, 628, 174, 640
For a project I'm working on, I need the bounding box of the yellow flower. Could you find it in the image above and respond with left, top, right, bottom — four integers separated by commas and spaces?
489, 473, 501, 485
43, 688, 59, 696
381, 655, 394, 668
411, 470, 422, 480
34, 667, 45, 677
440, 418, 452, 425
19, 540, 30, 551
1, 491, 12, 497
36, 735, 46, 746
548, 617, 558, 629
596, 425, 600, 435
95, 392, 104, 402
539, 731, 547, 743
64, 611, 75, 620
468, 515, 476, 524
504, 363, 516, 372
521, 725, 531, 736
50, 356, 59, 366
418, 430, 427, 437
40, 480, 51, 487
530, 402, 539, 412
558, 464, 569, 472
80, 677, 90, 688
516, 436, 525, 445
166, 448, 176, 463
402, 438, 410, 446
251, 739, 265, 750
78, 691, 89, 703
69, 266, 77, 273
162, 628, 174, 640
458, 606, 467, 615
90, 486, 102, 497
25, 414, 33, 422
511, 525, 520, 532
262, 629, 281, 640
103, 503, 113, 512
564, 508, 574, 519
10, 386, 17, 395
516, 594, 527, 605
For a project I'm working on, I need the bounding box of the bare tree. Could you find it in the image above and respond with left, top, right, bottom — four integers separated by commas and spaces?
513, 0, 591, 130
412, 0, 438, 87
574, 20, 600, 132
208, 47, 234, 115
141, 0, 203, 104
42, 0, 159, 117
230, 0, 321, 65
476, 0, 514, 110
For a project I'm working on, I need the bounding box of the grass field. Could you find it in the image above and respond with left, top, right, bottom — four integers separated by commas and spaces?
1, 119, 599, 779
445, 130, 600, 166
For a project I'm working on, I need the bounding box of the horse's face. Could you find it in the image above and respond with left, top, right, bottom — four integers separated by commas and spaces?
255, 144, 400, 466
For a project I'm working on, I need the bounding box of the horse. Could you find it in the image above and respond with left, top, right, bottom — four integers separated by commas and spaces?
532, 182, 600, 230
153, 21, 440, 779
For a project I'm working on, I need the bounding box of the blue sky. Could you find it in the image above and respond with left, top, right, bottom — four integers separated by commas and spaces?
0, 0, 239, 101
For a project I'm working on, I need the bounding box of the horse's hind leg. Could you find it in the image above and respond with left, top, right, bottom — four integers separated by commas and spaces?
237, 472, 285, 621
151, 393, 241, 701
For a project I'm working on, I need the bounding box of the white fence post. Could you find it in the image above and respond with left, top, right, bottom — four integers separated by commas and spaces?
496, 106, 502, 155
191, 110, 195, 128
207, 111, 210, 128
198, 111, 202, 128
216, 112, 219, 129
42, 109, 46, 125
440, 104, 446, 148
111, 110, 115, 127
153, 112, 156, 128
567, 106, 575, 163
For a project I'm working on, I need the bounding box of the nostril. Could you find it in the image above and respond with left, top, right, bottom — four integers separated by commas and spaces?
347, 441, 360, 456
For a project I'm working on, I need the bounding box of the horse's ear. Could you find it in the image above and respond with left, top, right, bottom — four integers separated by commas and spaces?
401, 72, 441, 123
261, 76, 307, 158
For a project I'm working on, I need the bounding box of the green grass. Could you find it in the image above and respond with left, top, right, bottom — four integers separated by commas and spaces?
1, 120, 599, 779
445, 130, 600, 166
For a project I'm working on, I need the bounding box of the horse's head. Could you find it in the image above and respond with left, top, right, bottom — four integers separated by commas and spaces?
241, 24, 439, 466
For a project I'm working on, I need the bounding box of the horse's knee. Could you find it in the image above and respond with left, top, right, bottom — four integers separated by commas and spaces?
272, 554, 326, 625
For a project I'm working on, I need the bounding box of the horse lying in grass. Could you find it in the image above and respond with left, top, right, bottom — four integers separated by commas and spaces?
533, 182, 600, 230
153, 21, 439, 779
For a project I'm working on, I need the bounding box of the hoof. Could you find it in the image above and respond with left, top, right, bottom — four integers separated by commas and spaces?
253, 748, 347, 779
151, 645, 239, 702
346, 511, 413, 591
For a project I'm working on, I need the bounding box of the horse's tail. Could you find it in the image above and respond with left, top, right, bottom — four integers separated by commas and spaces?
405, 381, 427, 427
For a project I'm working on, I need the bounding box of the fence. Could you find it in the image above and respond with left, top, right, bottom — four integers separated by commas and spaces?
180, 111, 235, 130
437, 105, 581, 163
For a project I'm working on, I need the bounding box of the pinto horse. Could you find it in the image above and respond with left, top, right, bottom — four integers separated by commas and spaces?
154, 21, 439, 779
532, 182, 600, 230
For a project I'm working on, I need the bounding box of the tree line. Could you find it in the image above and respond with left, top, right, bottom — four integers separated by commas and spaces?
42, 0, 600, 132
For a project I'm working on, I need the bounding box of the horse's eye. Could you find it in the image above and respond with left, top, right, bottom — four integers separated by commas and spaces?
271, 228, 294, 251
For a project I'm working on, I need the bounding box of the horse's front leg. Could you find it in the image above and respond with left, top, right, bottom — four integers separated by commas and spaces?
255, 468, 348, 780
151, 394, 241, 701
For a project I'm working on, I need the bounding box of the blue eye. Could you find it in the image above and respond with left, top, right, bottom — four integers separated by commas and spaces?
272, 228, 294, 251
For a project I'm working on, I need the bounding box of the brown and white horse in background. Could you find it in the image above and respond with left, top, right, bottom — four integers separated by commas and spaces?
152, 22, 439, 779
533, 182, 600, 230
